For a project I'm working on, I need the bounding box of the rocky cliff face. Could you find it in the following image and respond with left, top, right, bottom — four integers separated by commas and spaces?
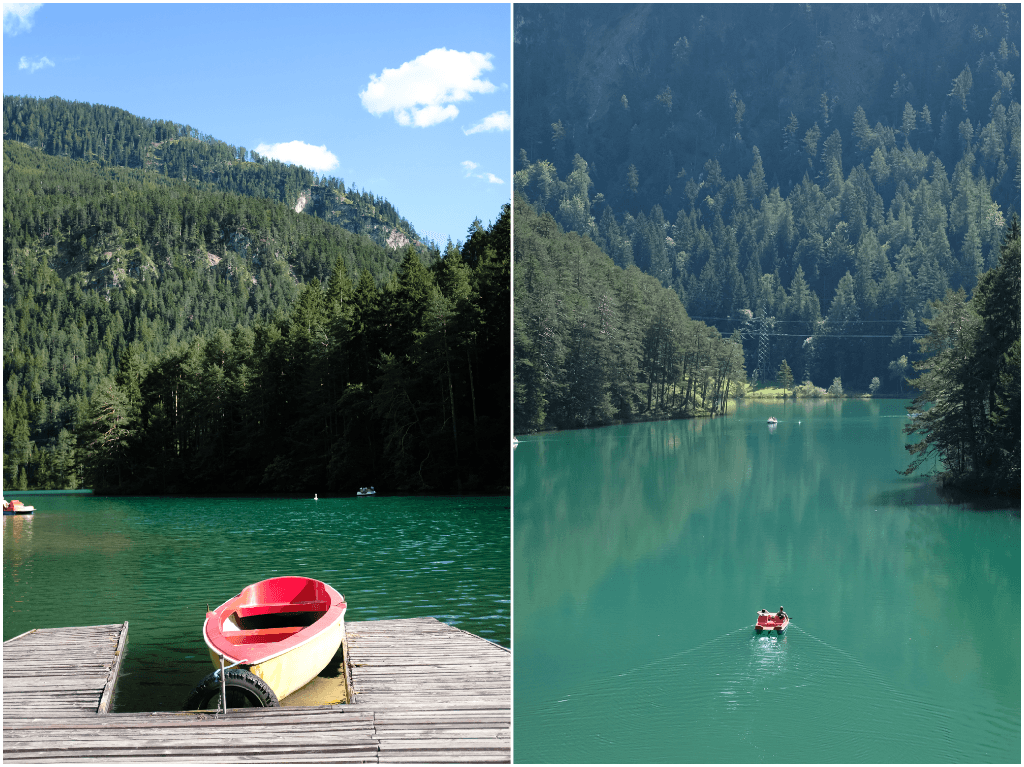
293, 185, 424, 252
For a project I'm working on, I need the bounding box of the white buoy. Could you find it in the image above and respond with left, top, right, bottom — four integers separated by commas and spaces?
314, 494, 318, 501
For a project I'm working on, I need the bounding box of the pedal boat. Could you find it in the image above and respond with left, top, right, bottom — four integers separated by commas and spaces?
3, 499, 35, 515
755, 610, 789, 634
203, 576, 346, 701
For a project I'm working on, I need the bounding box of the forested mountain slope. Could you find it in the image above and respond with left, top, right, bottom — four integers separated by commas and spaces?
3, 107, 507, 493
3, 96, 426, 252
71, 206, 510, 495
515, 194, 744, 433
514, 3, 1020, 392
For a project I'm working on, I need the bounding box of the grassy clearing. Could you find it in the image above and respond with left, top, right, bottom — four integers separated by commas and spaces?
745, 385, 789, 399
742, 382, 873, 399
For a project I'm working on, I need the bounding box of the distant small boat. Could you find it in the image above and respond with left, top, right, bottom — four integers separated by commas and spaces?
356, 487, 376, 496
767, 417, 778, 425
191, 576, 347, 707
755, 609, 789, 634
3, 499, 35, 515
512, 437, 519, 449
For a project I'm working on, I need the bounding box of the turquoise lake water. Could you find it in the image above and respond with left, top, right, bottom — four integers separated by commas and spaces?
513, 398, 1020, 763
3, 494, 509, 713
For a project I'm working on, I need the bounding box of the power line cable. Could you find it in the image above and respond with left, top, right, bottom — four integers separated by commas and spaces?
765, 332, 925, 338
688, 315, 922, 325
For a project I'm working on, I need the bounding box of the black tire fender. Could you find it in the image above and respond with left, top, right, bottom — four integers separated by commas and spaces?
183, 668, 280, 710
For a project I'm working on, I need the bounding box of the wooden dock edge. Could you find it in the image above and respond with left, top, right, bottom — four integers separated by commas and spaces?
2, 628, 39, 644
451, 624, 510, 653
96, 621, 129, 715
341, 628, 354, 705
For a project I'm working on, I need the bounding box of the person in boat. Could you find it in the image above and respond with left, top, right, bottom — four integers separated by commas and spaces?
776, 606, 787, 620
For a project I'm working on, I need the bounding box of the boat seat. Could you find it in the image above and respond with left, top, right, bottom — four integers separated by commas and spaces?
221, 626, 306, 645
235, 601, 328, 617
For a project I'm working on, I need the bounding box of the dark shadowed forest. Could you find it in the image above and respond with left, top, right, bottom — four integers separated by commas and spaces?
514, 3, 1019, 392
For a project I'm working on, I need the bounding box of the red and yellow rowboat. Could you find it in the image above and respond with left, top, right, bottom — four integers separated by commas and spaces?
203, 576, 346, 702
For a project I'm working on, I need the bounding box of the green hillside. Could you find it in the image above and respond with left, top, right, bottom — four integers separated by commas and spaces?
515, 193, 744, 434
3, 102, 508, 494
513, 4, 1021, 393
3, 95, 428, 253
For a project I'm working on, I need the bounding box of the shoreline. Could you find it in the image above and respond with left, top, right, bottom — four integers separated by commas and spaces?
515, 394, 915, 437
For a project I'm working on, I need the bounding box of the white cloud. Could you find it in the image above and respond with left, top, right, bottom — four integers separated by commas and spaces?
254, 141, 338, 173
406, 103, 459, 128
360, 48, 496, 128
4, 3, 42, 35
461, 160, 503, 185
463, 111, 510, 135
18, 55, 53, 73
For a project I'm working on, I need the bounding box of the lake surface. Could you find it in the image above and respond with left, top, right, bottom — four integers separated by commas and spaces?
513, 399, 1020, 763
3, 494, 509, 712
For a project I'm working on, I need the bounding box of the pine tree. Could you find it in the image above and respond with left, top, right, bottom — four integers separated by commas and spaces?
80, 378, 136, 488
777, 359, 794, 397
969, 215, 1021, 486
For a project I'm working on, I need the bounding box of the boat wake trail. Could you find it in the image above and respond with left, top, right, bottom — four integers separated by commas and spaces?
612, 624, 752, 679
785, 623, 904, 698
517, 621, 975, 763
778, 623, 971, 761
537, 625, 752, 711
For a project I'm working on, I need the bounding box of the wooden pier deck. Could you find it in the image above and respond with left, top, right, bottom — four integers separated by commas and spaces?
3, 618, 509, 763
3, 623, 129, 718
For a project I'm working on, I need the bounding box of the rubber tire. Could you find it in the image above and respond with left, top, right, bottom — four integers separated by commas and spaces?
183, 668, 280, 710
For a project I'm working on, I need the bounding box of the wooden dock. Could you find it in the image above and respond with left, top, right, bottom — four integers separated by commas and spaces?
3, 623, 129, 718
3, 618, 509, 763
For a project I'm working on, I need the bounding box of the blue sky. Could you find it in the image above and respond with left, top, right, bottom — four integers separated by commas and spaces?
3, 2, 511, 246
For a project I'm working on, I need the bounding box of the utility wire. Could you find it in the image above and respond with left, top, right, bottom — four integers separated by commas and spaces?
689, 316, 922, 325
764, 333, 925, 338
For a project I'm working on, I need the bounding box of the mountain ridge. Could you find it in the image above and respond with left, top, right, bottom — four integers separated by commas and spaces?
3, 95, 431, 254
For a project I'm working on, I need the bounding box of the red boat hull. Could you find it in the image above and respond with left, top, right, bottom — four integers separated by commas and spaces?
3, 499, 35, 515
755, 612, 789, 633
204, 576, 346, 665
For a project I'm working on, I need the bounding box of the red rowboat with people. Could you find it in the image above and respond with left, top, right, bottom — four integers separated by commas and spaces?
755, 606, 789, 634
3, 499, 35, 515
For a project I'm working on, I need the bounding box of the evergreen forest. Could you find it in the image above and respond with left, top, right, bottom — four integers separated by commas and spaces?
4, 96, 425, 252
514, 4, 1020, 397
515, 193, 744, 433
904, 217, 1019, 496
3, 98, 510, 494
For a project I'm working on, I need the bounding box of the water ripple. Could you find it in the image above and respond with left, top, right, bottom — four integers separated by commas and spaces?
517, 622, 1005, 763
